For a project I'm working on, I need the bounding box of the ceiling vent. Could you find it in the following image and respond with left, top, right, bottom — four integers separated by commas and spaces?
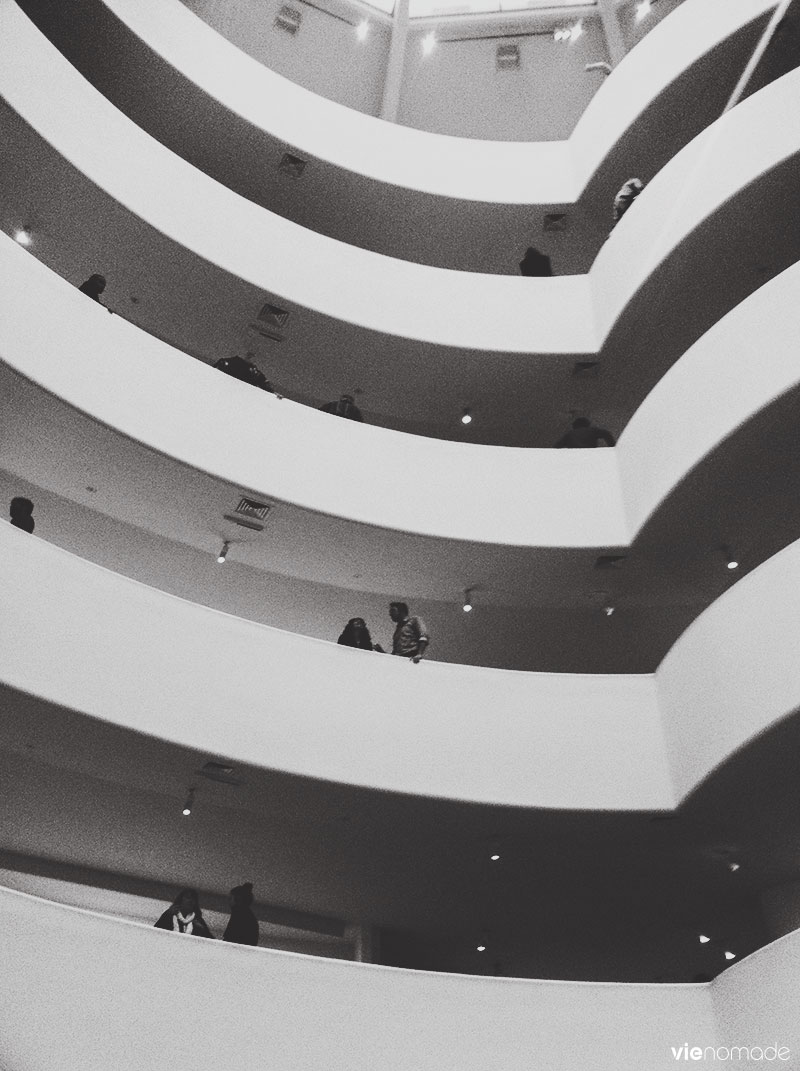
572, 360, 600, 378
594, 554, 626, 570
543, 212, 568, 232
257, 303, 290, 329
278, 152, 307, 179
496, 42, 521, 70
248, 321, 284, 343
197, 761, 245, 786
274, 5, 302, 34
235, 497, 273, 521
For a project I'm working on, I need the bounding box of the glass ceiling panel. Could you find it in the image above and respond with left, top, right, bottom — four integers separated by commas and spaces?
407, 0, 593, 17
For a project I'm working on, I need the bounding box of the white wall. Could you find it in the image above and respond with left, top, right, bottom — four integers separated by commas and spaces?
0, 886, 718, 1071
657, 539, 800, 803
711, 929, 800, 1066
0, 519, 671, 811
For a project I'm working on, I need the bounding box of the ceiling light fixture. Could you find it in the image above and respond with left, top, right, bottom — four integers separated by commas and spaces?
461, 408, 472, 425
699, 934, 711, 944
14, 227, 32, 246
728, 862, 740, 872
182, 787, 195, 817
463, 589, 473, 613
603, 606, 615, 617
724, 951, 736, 961
217, 540, 231, 564
635, 0, 652, 20
569, 20, 584, 42
356, 20, 369, 40
490, 853, 500, 861
477, 944, 486, 952
421, 32, 437, 56
721, 545, 739, 570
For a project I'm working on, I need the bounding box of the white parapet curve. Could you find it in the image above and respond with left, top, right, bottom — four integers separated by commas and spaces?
1, 1, 797, 365
97, 0, 775, 205
0, 885, 718, 1070
0, 520, 670, 811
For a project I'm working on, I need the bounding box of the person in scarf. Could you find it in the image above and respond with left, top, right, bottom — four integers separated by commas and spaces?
154, 889, 214, 938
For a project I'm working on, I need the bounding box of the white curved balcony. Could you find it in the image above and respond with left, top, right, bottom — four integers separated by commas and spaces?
6, 518, 800, 810
1, 1, 799, 446
2, 885, 799, 1067
16, 0, 780, 272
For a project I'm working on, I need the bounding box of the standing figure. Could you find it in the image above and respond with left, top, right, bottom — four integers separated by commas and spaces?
223, 882, 259, 947
319, 394, 364, 422
78, 273, 107, 303
10, 497, 34, 533
554, 418, 615, 448
389, 602, 430, 664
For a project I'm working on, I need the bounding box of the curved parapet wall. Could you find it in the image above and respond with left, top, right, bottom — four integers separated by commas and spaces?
15, 0, 777, 272
0, 887, 719, 1070
3, 231, 800, 559
1, 1, 799, 452
0, 521, 669, 810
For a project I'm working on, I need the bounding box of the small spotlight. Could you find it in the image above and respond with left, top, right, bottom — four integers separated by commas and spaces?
727, 558, 739, 571
217, 540, 230, 564
724, 951, 736, 961
722, 546, 739, 570
356, 19, 369, 40
182, 788, 195, 817
728, 862, 740, 872
635, 0, 652, 20
699, 935, 711, 944
421, 31, 437, 55
461, 408, 472, 425
603, 606, 615, 617
490, 853, 500, 861
463, 589, 473, 613
14, 227, 32, 246
569, 20, 584, 42
476, 944, 486, 952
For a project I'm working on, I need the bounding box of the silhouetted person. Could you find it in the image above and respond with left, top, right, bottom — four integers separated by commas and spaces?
10, 497, 34, 533
389, 601, 429, 663
78, 273, 107, 303
519, 247, 553, 277
214, 355, 274, 392
223, 882, 259, 946
555, 417, 615, 448
320, 394, 363, 421
154, 888, 213, 937
338, 617, 383, 652
612, 178, 645, 226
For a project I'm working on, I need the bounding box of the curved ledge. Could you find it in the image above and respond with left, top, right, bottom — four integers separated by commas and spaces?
1, 3, 799, 448
9, 517, 800, 810
17, 0, 777, 272
1, 886, 725, 1068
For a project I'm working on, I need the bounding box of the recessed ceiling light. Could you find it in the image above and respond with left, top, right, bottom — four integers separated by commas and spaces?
724, 951, 736, 960
476, 944, 486, 952
422, 32, 437, 56
490, 853, 500, 861
14, 227, 32, 246
463, 589, 473, 613
356, 20, 369, 40
461, 408, 472, 425
182, 788, 195, 816
699, 934, 710, 944
217, 540, 230, 564
603, 606, 615, 617
728, 862, 740, 872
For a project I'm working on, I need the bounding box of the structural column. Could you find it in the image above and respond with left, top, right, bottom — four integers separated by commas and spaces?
596, 0, 627, 67
380, 0, 410, 122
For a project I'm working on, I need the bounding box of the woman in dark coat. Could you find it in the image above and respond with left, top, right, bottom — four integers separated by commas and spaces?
154, 888, 213, 938
223, 882, 259, 946
337, 618, 381, 651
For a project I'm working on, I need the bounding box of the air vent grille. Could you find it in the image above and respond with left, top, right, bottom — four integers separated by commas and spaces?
278, 152, 307, 179
496, 43, 521, 70
197, 761, 245, 786
572, 360, 600, 378
257, 303, 290, 328
248, 321, 284, 343
274, 5, 301, 34
543, 212, 568, 232
235, 497, 273, 521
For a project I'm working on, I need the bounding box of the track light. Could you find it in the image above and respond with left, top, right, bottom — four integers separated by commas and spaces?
635, 0, 652, 20
217, 540, 230, 564
699, 934, 711, 944
14, 227, 32, 246
182, 788, 195, 816
721, 545, 739, 570
461, 408, 472, 425
724, 951, 736, 961
463, 589, 473, 613
356, 19, 369, 40
421, 32, 437, 56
